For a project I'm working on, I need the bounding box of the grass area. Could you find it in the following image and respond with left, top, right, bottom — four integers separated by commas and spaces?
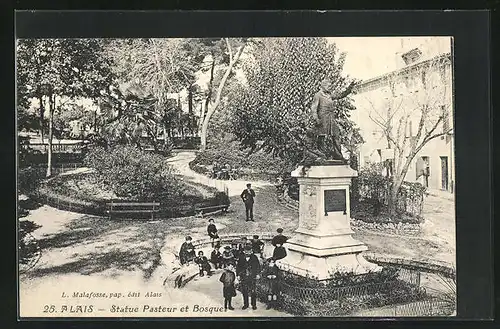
41, 172, 216, 208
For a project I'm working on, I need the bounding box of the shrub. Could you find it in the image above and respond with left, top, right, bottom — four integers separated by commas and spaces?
84, 145, 186, 202
351, 163, 426, 221
18, 167, 46, 194
192, 134, 295, 176
282, 162, 425, 223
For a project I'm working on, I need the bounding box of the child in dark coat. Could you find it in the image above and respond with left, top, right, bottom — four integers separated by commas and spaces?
210, 246, 223, 270
195, 251, 212, 277
207, 218, 219, 247
179, 236, 196, 265
219, 263, 237, 311
251, 235, 265, 258
221, 245, 235, 267
231, 241, 241, 260
262, 258, 281, 310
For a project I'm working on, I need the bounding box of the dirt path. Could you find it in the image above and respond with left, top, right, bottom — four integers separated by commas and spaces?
19, 151, 454, 317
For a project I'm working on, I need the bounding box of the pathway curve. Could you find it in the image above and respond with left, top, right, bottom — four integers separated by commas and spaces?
167, 151, 272, 197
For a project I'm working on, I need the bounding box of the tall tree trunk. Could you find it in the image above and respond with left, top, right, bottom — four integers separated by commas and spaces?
204, 58, 215, 118
93, 109, 98, 133
388, 156, 412, 215
188, 85, 193, 115
39, 95, 45, 143
46, 94, 55, 178
163, 123, 169, 148
200, 42, 246, 151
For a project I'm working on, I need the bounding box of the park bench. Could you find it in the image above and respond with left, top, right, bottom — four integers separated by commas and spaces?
106, 201, 160, 220
194, 203, 230, 218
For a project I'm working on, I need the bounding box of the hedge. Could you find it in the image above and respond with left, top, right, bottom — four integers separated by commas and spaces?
30, 173, 230, 220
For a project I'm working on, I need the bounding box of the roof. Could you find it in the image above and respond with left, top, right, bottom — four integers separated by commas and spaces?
354, 52, 452, 94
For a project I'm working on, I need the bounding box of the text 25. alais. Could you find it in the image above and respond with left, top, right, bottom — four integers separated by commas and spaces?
43, 305, 94, 313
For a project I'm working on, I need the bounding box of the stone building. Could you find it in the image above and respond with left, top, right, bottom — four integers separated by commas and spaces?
351, 38, 454, 193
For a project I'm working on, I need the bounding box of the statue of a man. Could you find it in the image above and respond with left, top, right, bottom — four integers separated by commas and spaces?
310, 78, 347, 161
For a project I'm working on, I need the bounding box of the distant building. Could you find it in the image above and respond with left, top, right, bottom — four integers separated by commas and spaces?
352, 39, 454, 193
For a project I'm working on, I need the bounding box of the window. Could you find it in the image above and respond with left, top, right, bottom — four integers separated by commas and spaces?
401, 48, 423, 65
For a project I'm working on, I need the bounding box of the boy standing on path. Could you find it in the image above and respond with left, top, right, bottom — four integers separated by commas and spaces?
262, 258, 281, 310
219, 263, 237, 311
241, 183, 256, 221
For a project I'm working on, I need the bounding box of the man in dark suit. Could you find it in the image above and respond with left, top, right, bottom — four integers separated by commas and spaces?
241, 183, 256, 221
236, 245, 261, 310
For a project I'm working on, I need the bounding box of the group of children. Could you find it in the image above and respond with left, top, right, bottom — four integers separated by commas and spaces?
178, 218, 289, 312
217, 236, 284, 311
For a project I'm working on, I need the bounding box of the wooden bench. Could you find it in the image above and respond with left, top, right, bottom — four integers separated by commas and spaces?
106, 202, 160, 220
194, 204, 230, 218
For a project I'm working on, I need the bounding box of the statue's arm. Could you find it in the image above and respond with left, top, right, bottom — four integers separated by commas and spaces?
331, 81, 356, 100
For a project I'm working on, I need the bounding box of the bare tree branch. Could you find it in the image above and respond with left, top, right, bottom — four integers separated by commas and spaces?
422, 114, 444, 142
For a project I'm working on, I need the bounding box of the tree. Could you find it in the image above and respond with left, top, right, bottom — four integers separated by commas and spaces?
362, 53, 452, 214
105, 38, 201, 150
199, 38, 249, 150
97, 80, 159, 149
230, 37, 362, 168
16, 38, 114, 177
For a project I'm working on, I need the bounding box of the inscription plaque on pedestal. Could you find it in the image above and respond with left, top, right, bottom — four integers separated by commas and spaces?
324, 189, 346, 215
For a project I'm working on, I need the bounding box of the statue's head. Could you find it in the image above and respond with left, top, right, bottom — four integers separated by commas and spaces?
320, 78, 332, 92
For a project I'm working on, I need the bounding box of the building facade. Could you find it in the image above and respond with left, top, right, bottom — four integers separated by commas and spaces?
351, 38, 454, 193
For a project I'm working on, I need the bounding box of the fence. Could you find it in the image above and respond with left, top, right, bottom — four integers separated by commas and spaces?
353, 298, 455, 317
355, 180, 425, 217
279, 178, 424, 217
28, 142, 85, 154
178, 235, 454, 317
254, 271, 429, 317
30, 162, 84, 175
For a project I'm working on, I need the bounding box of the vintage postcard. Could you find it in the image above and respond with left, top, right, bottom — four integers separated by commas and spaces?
17, 35, 456, 318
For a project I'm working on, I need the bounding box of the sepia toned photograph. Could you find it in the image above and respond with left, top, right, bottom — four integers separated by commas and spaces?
17, 36, 456, 318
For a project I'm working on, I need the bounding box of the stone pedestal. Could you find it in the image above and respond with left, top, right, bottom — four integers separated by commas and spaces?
278, 164, 381, 280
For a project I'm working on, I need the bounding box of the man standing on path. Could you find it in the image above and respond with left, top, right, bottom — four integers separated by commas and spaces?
236, 245, 261, 310
241, 183, 256, 221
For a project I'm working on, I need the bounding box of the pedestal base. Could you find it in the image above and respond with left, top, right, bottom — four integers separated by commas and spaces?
277, 248, 382, 281
283, 163, 382, 281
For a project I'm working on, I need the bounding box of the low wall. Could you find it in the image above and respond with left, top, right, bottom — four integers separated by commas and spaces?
29, 173, 230, 220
